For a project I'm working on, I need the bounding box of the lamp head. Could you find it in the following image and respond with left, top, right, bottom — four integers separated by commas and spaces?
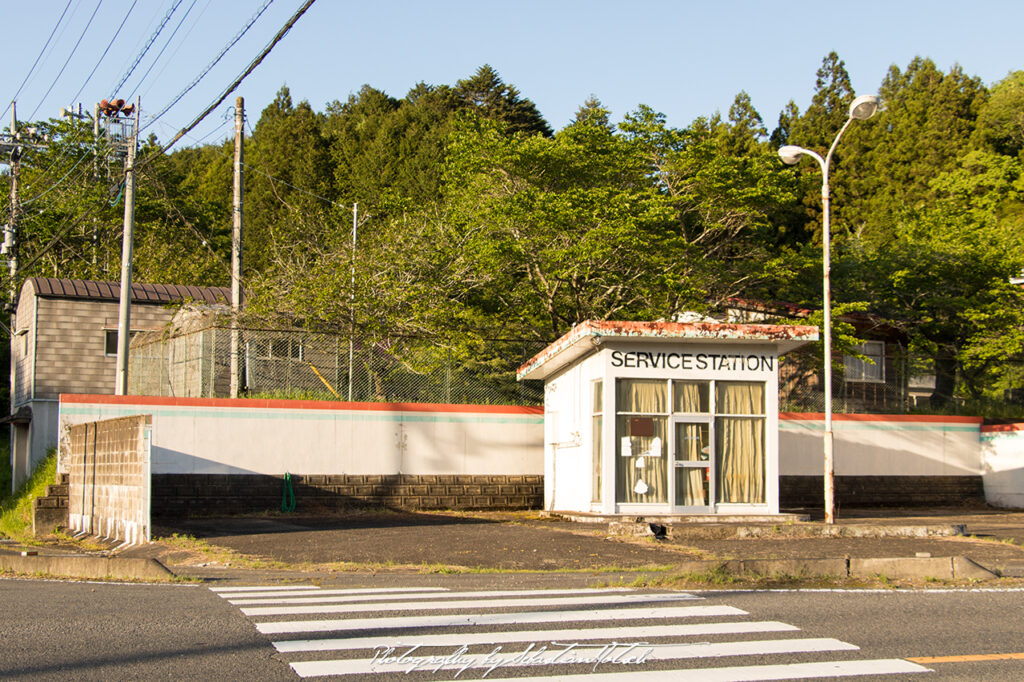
849, 94, 881, 120
778, 145, 806, 165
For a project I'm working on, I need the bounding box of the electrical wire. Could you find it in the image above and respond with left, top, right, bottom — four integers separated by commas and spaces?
21, 149, 95, 206
0, 0, 74, 122
141, 0, 275, 133
108, 0, 184, 99
67, 0, 141, 105
138, 0, 214, 102
148, 0, 316, 158
27, 0, 105, 121
123, 0, 200, 102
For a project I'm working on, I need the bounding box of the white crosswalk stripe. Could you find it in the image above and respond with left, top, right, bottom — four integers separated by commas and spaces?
213, 584, 932, 680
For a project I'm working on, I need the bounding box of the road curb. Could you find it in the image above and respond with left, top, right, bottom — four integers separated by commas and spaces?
665, 555, 1000, 581
608, 521, 967, 540
0, 554, 175, 581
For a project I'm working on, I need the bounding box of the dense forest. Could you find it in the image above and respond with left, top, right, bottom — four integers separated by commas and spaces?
4, 53, 1024, 406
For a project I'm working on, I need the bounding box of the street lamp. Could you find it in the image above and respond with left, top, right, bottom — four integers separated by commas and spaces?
778, 93, 880, 524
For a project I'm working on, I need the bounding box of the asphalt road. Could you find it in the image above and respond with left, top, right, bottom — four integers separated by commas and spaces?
3, 576, 1023, 680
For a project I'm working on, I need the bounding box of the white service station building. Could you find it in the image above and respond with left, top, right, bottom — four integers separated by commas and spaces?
518, 320, 818, 516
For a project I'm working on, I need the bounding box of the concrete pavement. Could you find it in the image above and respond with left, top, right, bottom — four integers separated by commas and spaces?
3, 507, 1024, 584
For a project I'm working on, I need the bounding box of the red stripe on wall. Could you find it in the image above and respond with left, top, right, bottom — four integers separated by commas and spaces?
60, 393, 544, 415
981, 423, 1024, 433
779, 412, 983, 424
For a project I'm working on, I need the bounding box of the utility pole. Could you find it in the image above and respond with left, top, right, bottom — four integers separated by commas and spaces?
92, 102, 100, 267
230, 97, 244, 398
5, 104, 19, 308
348, 202, 356, 401
115, 98, 140, 395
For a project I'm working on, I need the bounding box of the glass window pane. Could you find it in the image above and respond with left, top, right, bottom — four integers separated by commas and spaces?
592, 415, 602, 503
673, 381, 709, 413
716, 381, 765, 415
616, 379, 667, 414
675, 466, 709, 507
715, 417, 765, 504
592, 380, 602, 413
675, 422, 710, 462
615, 415, 667, 503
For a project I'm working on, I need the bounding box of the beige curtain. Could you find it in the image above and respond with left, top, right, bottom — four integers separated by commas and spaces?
618, 379, 666, 413
716, 381, 764, 415
616, 379, 667, 504
675, 422, 708, 506
591, 415, 602, 503
673, 381, 709, 413
714, 382, 765, 504
716, 419, 765, 503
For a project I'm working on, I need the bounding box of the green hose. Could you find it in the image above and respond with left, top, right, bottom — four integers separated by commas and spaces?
281, 472, 296, 513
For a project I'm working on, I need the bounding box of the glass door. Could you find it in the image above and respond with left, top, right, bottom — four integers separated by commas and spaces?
672, 417, 713, 510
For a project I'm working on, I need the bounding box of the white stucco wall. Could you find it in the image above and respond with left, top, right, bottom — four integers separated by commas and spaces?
779, 415, 983, 476
542, 354, 602, 512
58, 395, 544, 476
980, 425, 1024, 508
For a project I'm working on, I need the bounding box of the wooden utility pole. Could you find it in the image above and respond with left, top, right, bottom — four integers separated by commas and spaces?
115, 98, 140, 395
6, 103, 20, 307
230, 97, 244, 398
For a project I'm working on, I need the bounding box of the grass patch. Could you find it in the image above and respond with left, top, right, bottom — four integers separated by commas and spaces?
0, 431, 10, 499
152, 532, 287, 570
0, 449, 57, 544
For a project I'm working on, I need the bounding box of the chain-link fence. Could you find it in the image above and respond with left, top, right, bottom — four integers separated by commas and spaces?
130, 325, 546, 406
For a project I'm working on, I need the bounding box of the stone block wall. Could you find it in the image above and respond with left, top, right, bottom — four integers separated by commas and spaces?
65, 415, 152, 544
780, 475, 986, 509
151, 474, 543, 516
32, 475, 70, 536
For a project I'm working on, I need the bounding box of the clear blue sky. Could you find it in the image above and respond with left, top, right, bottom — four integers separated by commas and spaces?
3, 0, 1022, 148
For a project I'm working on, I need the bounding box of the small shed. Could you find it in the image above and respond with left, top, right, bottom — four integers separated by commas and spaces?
517, 320, 818, 516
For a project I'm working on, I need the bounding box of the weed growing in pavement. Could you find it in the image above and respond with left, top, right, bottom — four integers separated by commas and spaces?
153, 533, 286, 570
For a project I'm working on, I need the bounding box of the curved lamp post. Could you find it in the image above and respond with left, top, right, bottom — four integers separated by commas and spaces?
779, 94, 880, 524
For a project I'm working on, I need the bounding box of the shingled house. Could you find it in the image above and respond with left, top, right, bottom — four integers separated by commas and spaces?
6, 277, 230, 489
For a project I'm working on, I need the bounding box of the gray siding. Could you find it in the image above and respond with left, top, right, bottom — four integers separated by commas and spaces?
32, 298, 176, 399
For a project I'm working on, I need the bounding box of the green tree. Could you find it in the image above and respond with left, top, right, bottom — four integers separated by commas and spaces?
454, 65, 552, 138
973, 70, 1024, 157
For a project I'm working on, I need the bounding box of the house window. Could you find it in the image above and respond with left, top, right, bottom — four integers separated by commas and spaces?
104, 329, 140, 356
263, 338, 304, 361
844, 340, 885, 382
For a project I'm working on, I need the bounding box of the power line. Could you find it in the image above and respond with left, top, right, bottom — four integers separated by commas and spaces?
144, 0, 316, 159
124, 0, 200, 102
138, 0, 214, 101
0, 0, 74, 122
28, 0, 105, 122
108, 0, 184, 99
141, 0, 275, 133
67, 0, 141, 105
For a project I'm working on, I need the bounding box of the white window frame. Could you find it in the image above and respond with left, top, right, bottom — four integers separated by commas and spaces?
844, 340, 885, 383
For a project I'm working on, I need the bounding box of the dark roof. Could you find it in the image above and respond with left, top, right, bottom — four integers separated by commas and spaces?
26, 277, 231, 305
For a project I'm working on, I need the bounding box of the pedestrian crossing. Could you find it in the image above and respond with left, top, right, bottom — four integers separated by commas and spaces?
211, 584, 932, 680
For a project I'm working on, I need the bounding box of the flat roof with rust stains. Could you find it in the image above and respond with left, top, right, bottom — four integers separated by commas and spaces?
517, 319, 819, 381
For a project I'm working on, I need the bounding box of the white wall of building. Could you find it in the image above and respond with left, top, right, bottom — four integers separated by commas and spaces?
980, 425, 1024, 508
779, 415, 983, 476
542, 354, 602, 512
59, 396, 544, 476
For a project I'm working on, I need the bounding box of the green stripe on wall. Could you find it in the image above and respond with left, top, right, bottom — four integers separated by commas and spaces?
59, 404, 544, 425
779, 421, 980, 433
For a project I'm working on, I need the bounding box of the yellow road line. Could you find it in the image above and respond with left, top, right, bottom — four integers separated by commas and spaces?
907, 652, 1024, 664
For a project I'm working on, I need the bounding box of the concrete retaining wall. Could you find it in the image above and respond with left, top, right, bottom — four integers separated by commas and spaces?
59, 394, 545, 513
980, 423, 1024, 509
64, 415, 151, 544
55, 398, 1005, 512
